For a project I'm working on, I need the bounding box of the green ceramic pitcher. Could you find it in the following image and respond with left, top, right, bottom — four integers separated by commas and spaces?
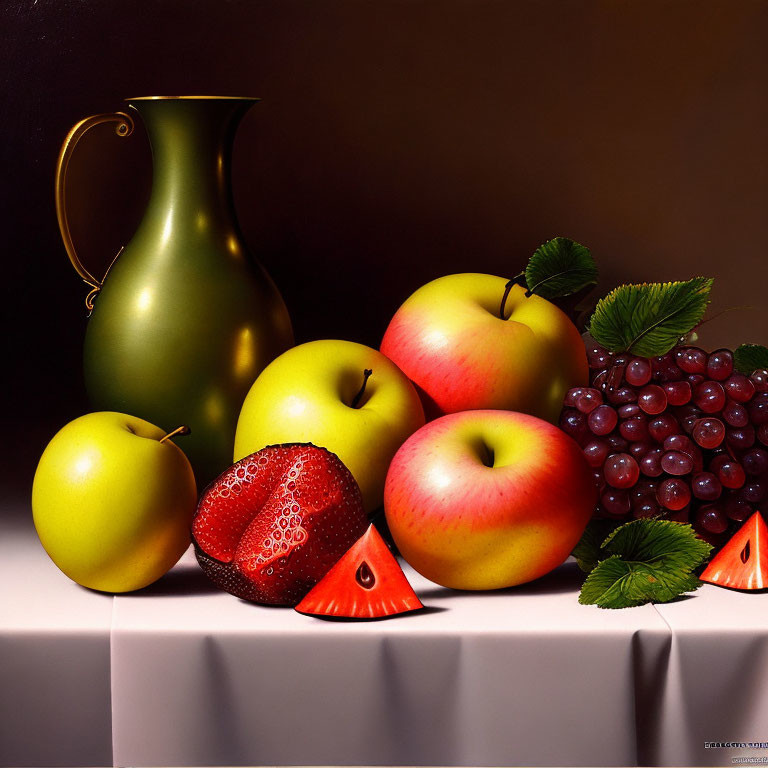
56, 96, 293, 485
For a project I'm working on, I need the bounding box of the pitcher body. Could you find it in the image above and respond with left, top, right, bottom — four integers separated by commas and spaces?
58, 97, 293, 483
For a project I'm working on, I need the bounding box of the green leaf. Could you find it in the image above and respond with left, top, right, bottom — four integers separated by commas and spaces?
524, 237, 598, 300
588, 277, 714, 357
579, 556, 703, 609
602, 519, 712, 572
571, 519, 622, 573
578, 519, 712, 609
734, 344, 768, 375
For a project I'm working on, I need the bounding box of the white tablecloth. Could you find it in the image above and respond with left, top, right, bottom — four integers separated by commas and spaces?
2, 510, 767, 767
1, 517, 113, 767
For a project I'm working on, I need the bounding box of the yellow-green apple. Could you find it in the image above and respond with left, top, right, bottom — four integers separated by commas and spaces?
32, 412, 197, 592
380, 273, 588, 422
384, 409, 595, 589
234, 339, 425, 512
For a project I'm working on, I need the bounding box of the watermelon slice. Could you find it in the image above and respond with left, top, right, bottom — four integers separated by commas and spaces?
700, 511, 768, 590
295, 524, 423, 619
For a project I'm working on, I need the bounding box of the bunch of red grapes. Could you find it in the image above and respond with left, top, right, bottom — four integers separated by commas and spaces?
560, 342, 768, 546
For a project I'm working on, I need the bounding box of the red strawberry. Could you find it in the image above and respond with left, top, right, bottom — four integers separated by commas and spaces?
192, 443, 368, 605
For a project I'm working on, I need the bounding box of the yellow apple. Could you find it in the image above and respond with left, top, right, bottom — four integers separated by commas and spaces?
32, 412, 197, 592
380, 273, 588, 422
234, 340, 425, 512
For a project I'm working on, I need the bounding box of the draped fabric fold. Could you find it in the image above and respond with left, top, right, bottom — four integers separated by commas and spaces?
4, 520, 768, 768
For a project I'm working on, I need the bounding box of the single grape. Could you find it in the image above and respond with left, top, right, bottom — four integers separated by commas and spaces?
739, 480, 766, 503
638, 385, 667, 415
651, 352, 683, 382
618, 403, 641, 419
592, 369, 609, 390
626, 356, 652, 388
639, 447, 664, 477
748, 393, 768, 425
724, 373, 755, 403
632, 480, 659, 501
604, 453, 641, 488
687, 374, 706, 387
717, 460, 746, 490
750, 369, 768, 394
588, 404, 618, 436
658, 364, 684, 383
696, 504, 729, 534
693, 381, 726, 414
676, 346, 708, 375
606, 386, 638, 406
680, 415, 699, 435
690, 445, 704, 473
587, 342, 611, 370
606, 433, 630, 452
592, 469, 606, 492
691, 471, 722, 501
560, 409, 589, 444
661, 451, 694, 476
583, 440, 610, 468
692, 417, 725, 449
759, 424, 768, 446
706, 349, 734, 381
663, 434, 696, 457
722, 400, 749, 428
674, 404, 703, 436
620, 416, 650, 442
601, 488, 631, 517
629, 440, 653, 458
708, 453, 730, 473
633, 494, 660, 518
663, 380, 692, 406
564, 387, 586, 407
673, 403, 701, 419
726, 425, 756, 449
742, 447, 768, 476
576, 388, 603, 414
657, 477, 692, 510
648, 413, 679, 443
605, 362, 627, 392
724, 494, 752, 522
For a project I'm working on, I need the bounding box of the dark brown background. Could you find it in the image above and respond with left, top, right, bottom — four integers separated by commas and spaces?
3, 0, 768, 506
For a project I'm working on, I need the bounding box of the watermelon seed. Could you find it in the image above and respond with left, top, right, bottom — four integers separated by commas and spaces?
741, 540, 751, 564
355, 561, 376, 589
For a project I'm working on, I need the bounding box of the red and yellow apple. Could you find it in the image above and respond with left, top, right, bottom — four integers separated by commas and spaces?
384, 409, 595, 590
234, 339, 425, 512
380, 273, 588, 422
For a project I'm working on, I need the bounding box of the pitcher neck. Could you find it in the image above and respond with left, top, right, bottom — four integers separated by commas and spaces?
128, 97, 257, 228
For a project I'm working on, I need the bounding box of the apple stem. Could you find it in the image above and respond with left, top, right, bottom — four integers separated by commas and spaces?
499, 280, 515, 319
500, 274, 530, 318
159, 425, 191, 444
351, 369, 373, 409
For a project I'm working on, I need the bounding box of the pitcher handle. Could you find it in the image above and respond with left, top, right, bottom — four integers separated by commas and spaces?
55, 111, 135, 312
